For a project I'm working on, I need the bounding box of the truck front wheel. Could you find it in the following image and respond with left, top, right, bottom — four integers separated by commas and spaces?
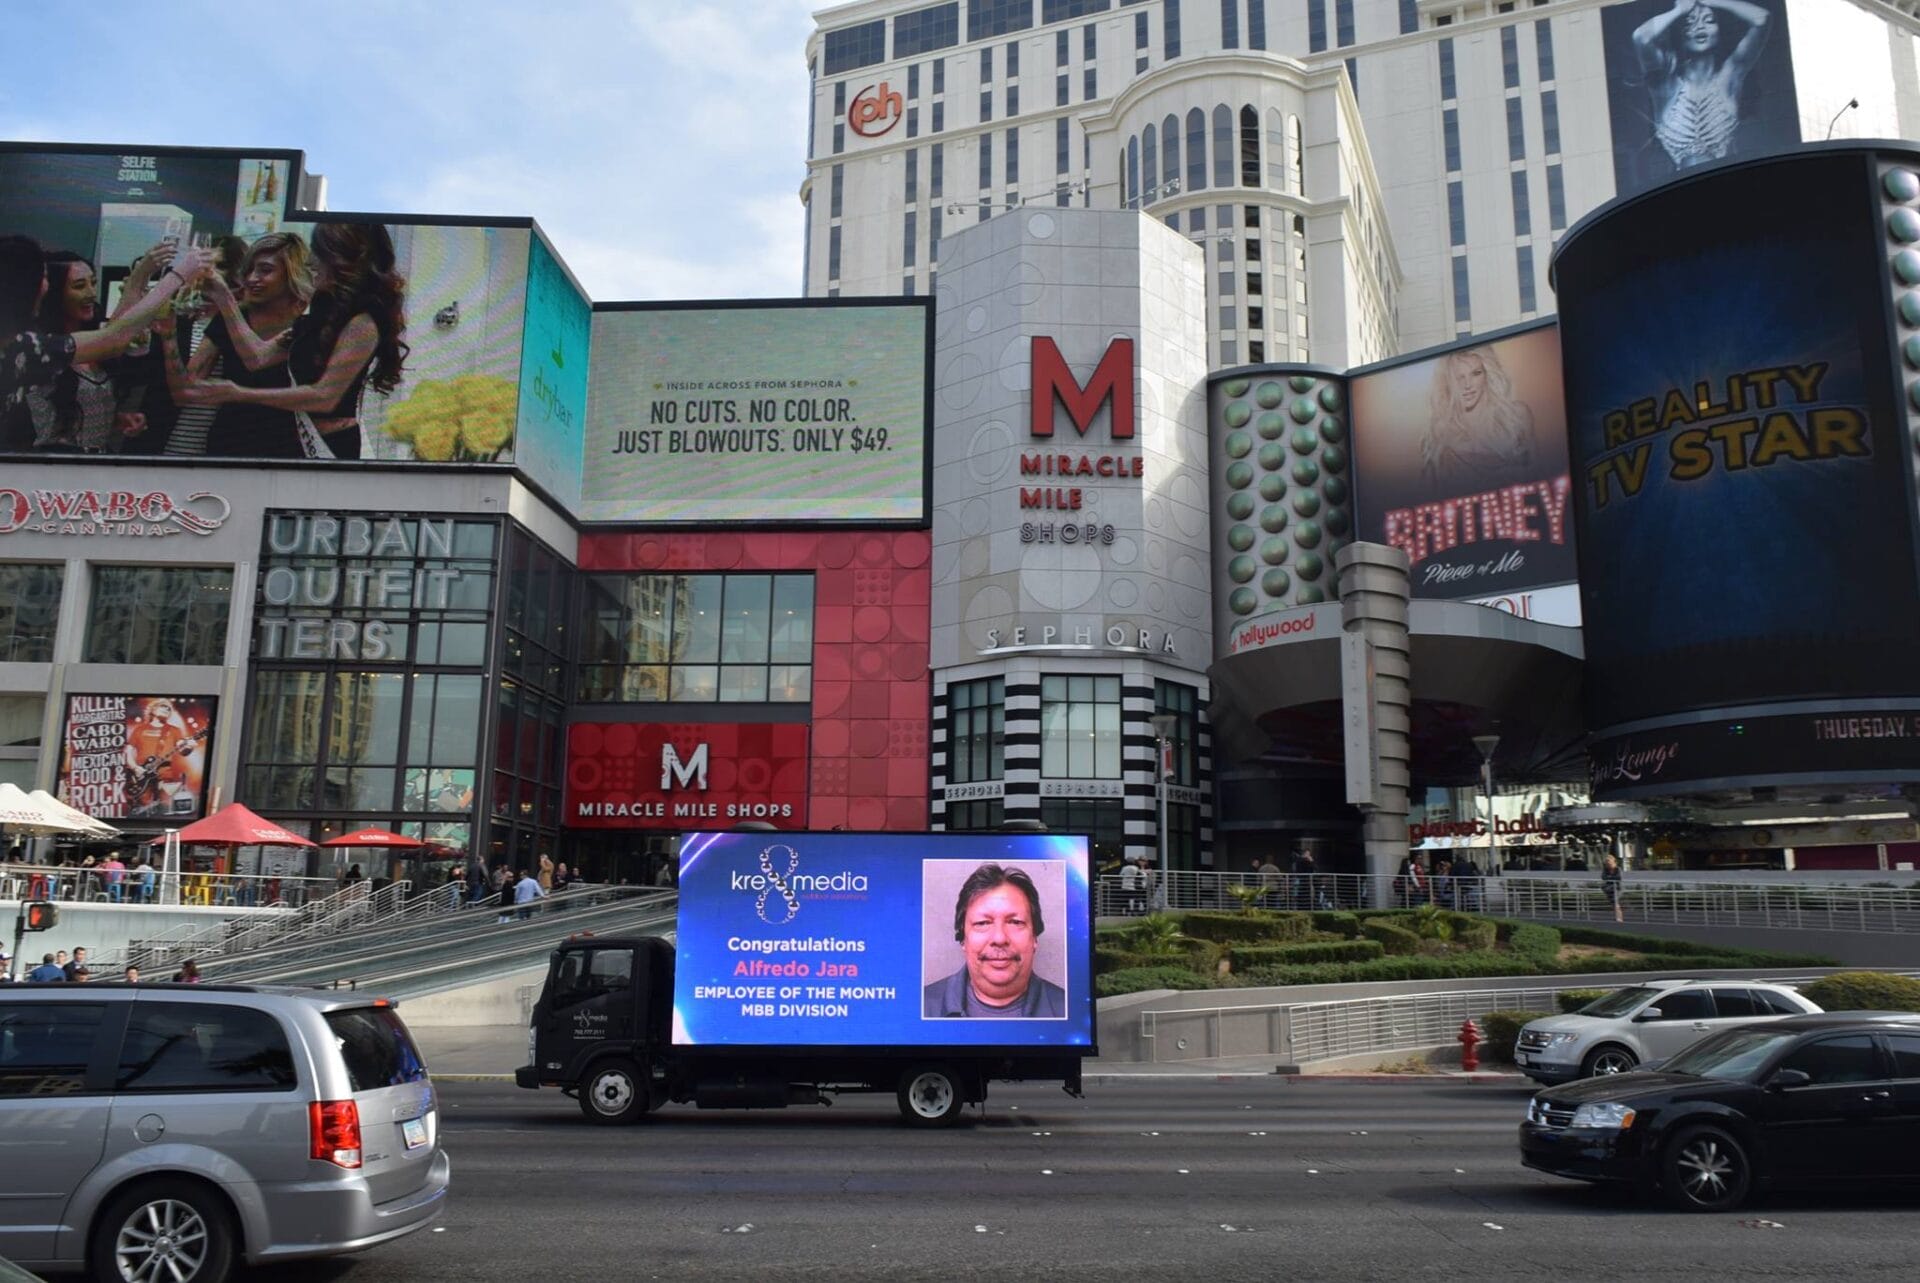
579, 1058, 650, 1125
898, 1064, 966, 1126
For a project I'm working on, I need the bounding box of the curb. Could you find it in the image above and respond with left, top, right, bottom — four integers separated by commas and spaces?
434, 1073, 516, 1083
431, 1070, 1529, 1086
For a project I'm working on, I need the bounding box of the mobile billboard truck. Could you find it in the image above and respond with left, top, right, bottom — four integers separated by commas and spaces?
516, 831, 1096, 1125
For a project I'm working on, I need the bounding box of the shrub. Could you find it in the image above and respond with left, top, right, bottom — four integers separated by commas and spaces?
1509, 924, 1563, 965
1361, 918, 1425, 955
1442, 912, 1498, 952
1311, 911, 1360, 938
1181, 910, 1312, 945
1236, 950, 1539, 988
1799, 971, 1920, 1012
1229, 939, 1385, 969
1096, 966, 1220, 997
1479, 1010, 1553, 1062
1556, 988, 1611, 1013
1120, 913, 1194, 956
1547, 923, 1833, 966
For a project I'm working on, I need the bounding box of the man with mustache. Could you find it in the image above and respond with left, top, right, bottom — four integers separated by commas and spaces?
923, 864, 1066, 1019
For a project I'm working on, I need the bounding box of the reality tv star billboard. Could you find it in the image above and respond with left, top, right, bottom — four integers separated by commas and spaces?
582, 300, 932, 524
58, 694, 216, 821
1602, 0, 1800, 200
1555, 149, 1920, 744
1350, 324, 1576, 608
670, 830, 1093, 1048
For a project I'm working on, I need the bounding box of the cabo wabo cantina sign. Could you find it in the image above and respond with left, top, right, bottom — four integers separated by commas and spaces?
565, 723, 810, 829
0, 488, 231, 538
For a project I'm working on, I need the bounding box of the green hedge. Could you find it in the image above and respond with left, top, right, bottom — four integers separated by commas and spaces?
1180, 910, 1313, 945
1479, 1010, 1552, 1062
1235, 950, 1541, 988
1096, 966, 1223, 997
1441, 912, 1498, 952
1361, 919, 1425, 955
1311, 911, 1361, 938
1093, 941, 1223, 976
1799, 971, 1920, 1012
1509, 923, 1563, 965
1229, 939, 1385, 969
1547, 923, 1834, 967
1556, 988, 1611, 1013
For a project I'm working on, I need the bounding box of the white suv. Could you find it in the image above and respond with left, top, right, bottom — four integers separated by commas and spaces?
1513, 979, 1821, 1084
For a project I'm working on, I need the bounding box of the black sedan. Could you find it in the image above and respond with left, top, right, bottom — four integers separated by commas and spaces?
1520, 1013, 1920, 1211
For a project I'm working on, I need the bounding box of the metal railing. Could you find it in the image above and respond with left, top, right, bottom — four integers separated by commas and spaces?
1097, 871, 1920, 933
123, 880, 413, 973
1, 862, 338, 909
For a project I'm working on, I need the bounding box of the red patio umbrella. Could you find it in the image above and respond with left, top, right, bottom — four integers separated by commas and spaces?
321, 828, 425, 848
159, 802, 317, 847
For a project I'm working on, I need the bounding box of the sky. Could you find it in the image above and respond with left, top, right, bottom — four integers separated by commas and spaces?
0, 0, 827, 303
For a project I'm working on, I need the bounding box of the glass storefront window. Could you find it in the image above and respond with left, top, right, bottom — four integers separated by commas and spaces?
1154, 679, 1200, 788
1041, 674, 1122, 777
950, 678, 1004, 784
946, 799, 1005, 831
1040, 798, 1126, 869
580, 572, 813, 703
86, 567, 233, 666
0, 564, 62, 662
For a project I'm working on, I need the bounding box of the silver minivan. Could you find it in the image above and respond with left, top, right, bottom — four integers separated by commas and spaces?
0, 984, 449, 1283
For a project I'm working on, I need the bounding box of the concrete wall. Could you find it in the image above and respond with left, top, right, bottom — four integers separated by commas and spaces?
398, 962, 549, 1028
3, 899, 290, 975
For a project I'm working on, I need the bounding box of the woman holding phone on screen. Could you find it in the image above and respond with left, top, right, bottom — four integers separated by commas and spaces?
168, 232, 312, 458
177, 222, 407, 460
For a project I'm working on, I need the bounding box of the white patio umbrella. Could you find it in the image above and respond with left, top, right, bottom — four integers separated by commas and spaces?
0, 782, 93, 834
29, 790, 120, 838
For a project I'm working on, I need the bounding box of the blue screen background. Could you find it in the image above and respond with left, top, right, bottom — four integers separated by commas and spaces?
672, 831, 1092, 1047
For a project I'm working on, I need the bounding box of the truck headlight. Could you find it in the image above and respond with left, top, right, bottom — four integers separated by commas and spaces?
1570, 1102, 1637, 1130
1538, 1032, 1577, 1047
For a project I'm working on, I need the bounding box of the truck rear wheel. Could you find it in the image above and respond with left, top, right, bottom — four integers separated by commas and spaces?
579, 1057, 650, 1125
898, 1064, 966, 1126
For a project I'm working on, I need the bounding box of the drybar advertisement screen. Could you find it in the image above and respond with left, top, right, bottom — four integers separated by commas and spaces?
581, 302, 931, 524
671, 831, 1092, 1048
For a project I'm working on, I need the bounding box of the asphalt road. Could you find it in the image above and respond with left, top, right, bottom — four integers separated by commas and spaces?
227, 1079, 1919, 1283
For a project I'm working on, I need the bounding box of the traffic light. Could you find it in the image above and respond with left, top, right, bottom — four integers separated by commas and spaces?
22, 901, 57, 932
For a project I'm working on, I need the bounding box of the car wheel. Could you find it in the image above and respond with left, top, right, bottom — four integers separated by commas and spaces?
897, 1064, 966, 1126
91, 1178, 236, 1283
1662, 1125, 1753, 1212
578, 1057, 650, 1124
1582, 1044, 1639, 1078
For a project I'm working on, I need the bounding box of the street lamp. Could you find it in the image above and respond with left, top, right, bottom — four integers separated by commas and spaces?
1472, 734, 1501, 871
1150, 712, 1179, 911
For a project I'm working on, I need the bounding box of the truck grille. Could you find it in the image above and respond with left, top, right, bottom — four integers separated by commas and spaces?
1527, 1099, 1576, 1130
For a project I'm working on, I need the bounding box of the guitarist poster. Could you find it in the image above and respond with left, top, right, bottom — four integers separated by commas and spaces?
59, 696, 215, 821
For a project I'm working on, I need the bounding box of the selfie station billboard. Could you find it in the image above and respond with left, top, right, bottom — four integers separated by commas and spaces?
669, 831, 1093, 1049
1555, 145, 1920, 799
580, 301, 931, 524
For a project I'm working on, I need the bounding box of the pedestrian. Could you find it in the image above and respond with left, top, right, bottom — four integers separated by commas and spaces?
538, 852, 555, 893
1257, 854, 1282, 908
62, 947, 88, 982
100, 851, 127, 903
1119, 856, 1144, 915
1397, 854, 1426, 907
1138, 858, 1158, 912
173, 958, 202, 983
497, 870, 518, 923
136, 854, 157, 904
27, 953, 65, 983
1434, 856, 1454, 909
342, 863, 364, 886
654, 856, 676, 889
1602, 853, 1625, 923
514, 867, 545, 920
123, 965, 140, 983
447, 864, 466, 909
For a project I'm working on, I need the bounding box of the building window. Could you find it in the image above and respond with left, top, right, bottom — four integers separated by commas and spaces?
908, 105, 921, 137
0, 563, 62, 662
1501, 25, 1520, 89
949, 677, 1005, 783
1221, 0, 1239, 48
946, 798, 1005, 831
1443, 108, 1461, 173
830, 164, 844, 218
1507, 97, 1526, 161
1438, 37, 1456, 101
1084, 22, 1096, 58
932, 141, 946, 196
1186, 107, 1207, 192
934, 56, 946, 93
1517, 246, 1538, 313
1083, 66, 1096, 98
896, 3, 962, 57
968, 0, 1034, 40
1536, 19, 1555, 80
1448, 180, 1467, 247
1007, 126, 1020, 183
1249, 0, 1267, 49
909, 65, 922, 99
980, 131, 994, 189
1547, 162, 1567, 230
1510, 170, 1531, 237
981, 89, 993, 122
905, 210, 918, 267
1400, 0, 1418, 34
1007, 38, 1020, 75
1038, 798, 1124, 870
1289, 115, 1304, 195
1151, 681, 1199, 788
931, 205, 944, 259
981, 46, 994, 81
1164, 0, 1182, 57
822, 20, 886, 76
1542, 89, 1561, 154
1247, 271, 1263, 295
1056, 73, 1069, 105
1056, 117, 1070, 174
832, 123, 845, 155
1056, 28, 1070, 64
1336, 0, 1354, 46
1211, 104, 1233, 188
85, 567, 232, 666
1040, 674, 1121, 778
906, 149, 920, 202
933, 100, 945, 132
1136, 10, 1149, 48
1239, 105, 1259, 186
1043, 0, 1110, 18
1163, 112, 1182, 190
1166, 802, 1199, 871
1007, 84, 1019, 114
577, 574, 813, 705
1452, 254, 1471, 325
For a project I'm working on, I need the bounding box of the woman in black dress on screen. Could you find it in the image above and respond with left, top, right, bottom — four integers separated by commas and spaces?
170, 231, 311, 458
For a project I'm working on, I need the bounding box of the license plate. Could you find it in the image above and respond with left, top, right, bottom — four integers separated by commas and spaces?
402, 1117, 428, 1150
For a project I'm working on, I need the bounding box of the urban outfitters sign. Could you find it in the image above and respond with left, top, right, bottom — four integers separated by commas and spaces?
255, 514, 473, 661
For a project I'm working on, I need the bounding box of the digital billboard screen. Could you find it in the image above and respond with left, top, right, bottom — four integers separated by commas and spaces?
58, 694, 216, 822
514, 230, 589, 509
670, 830, 1092, 1048
1601, 0, 1801, 200
1350, 325, 1576, 605
582, 301, 931, 524
1555, 150, 1920, 733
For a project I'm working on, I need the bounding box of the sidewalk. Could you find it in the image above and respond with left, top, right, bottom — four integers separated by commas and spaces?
413, 1024, 1524, 1084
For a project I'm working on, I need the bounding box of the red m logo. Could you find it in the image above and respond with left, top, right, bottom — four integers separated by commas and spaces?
1030, 336, 1135, 440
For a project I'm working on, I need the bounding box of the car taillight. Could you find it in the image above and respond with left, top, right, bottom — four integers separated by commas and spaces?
310, 1100, 362, 1169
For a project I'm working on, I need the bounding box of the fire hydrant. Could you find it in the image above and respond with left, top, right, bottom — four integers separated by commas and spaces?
1459, 1018, 1483, 1072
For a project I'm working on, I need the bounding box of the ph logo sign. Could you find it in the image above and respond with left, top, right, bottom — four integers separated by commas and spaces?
848, 82, 903, 138
1031, 337, 1135, 440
